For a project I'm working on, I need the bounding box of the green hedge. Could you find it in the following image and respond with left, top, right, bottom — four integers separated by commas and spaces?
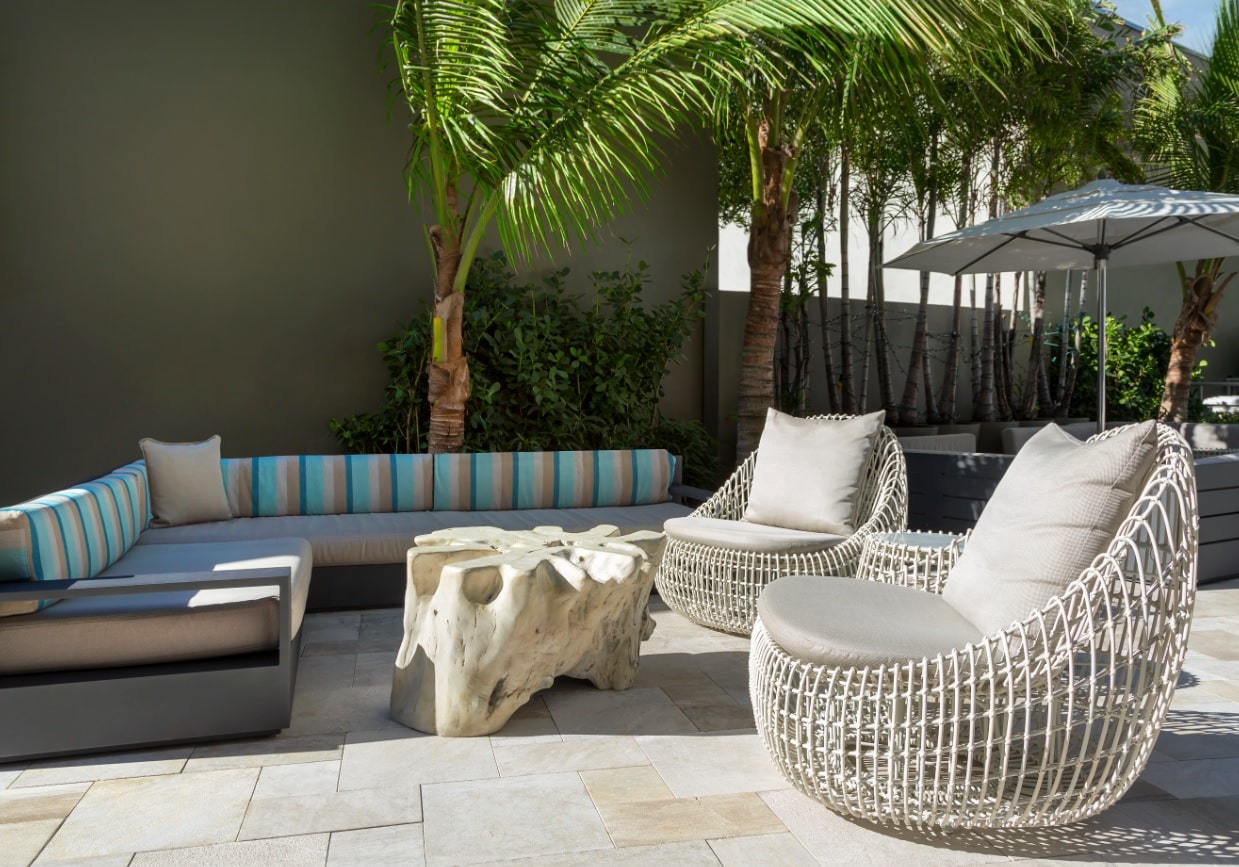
330, 252, 719, 487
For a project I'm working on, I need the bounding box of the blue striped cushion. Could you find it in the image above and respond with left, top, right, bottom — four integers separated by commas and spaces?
0, 461, 150, 615
432, 450, 676, 511
222, 455, 434, 517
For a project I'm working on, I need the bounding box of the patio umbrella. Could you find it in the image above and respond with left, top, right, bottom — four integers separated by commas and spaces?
885, 178, 1239, 431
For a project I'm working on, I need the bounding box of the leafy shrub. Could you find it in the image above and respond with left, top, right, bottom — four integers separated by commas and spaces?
330, 252, 719, 486
1051, 308, 1207, 422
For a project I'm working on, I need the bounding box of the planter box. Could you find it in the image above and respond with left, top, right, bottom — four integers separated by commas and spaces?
906, 449, 1238, 585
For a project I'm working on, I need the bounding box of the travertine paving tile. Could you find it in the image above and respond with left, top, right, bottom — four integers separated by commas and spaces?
759, 788, 1009, 865
637, 729, 787, 798
492, 735, 647, 777
0, 783, 89, 823
238, 786, 421, 841
545, 686, 697, 737
488, 695, 562, 746
302, 615, 360, 643
185, 733, 343, 772
128, 833, 329, 866
1189, 629, 1239, 661
661, 679, 755, 733
0, 770, 23, 789
337, 730, 497, 791
284, 686, 405, 738
421, 771, 611, 866
34, 853, 136, 866
295, 654, 358, 692
1200, 679, 1239, 702
252, 760, 340, 800
473, 840, 721, 865
581, 764, 674, 807
350, 651, 395, 687
596, 791, 784, 848
40, 769, 258, 861
327, 823, 424, 867
1139, 756, 1239, 798
301, 640, 361, 657
0, 818, 61, 867
14, 748, 190, 788
707, 832, 817, 866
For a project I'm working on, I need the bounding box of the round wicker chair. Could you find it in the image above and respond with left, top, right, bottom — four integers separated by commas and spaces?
750, 423, 1198, 829
655, 417, 907, 635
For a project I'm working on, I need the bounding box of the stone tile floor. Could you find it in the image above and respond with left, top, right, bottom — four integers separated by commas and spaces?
3, 583, 1239, 866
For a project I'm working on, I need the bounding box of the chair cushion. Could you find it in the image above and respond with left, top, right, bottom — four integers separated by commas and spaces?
758, 575, 983, 668
223, 454, 434, 517
943, 421, 1159, 636
743, 409, 885, 535
140, 436, 232, 527
664, 516, 845, 554
0, 537, 311, 676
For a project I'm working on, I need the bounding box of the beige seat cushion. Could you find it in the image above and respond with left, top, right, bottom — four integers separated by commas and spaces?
743, 409, 886, 535
664, 516, 845, 554
758, 575, 982, 668
140, 435, 232, 527
943, 421, 1159, 636
0, 537, 311, 676
138, 504, 690, 566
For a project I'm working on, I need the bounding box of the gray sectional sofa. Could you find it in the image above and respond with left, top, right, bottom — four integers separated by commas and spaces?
0, 447, 691, 761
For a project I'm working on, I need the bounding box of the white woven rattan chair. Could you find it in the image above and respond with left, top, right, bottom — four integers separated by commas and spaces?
656, 416, 907, 635
750, 423, 1198, 829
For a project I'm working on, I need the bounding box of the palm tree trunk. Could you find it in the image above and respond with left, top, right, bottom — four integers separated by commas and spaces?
427, 232, 470, 453
939, 273, 964, 421
838, 147, 857, 413
938, 150, 973, 422
899, 148, 938, 425
737, 122, 794, 457
814, 179, 840, 413
969, 279, 981, 410
867, 204, 894, 419
1159, 262, 1232, 421
976, 274, 997, 421
1020, 271, 1048, 418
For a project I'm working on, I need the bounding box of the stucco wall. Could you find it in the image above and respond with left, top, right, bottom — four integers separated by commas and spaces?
0, 1, 717, 505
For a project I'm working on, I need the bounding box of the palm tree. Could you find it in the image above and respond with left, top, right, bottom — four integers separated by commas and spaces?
729, 1, 1059, 455
387, 0, 1052, 454
1136, 0, 1239, 421
385, 0, 823, 451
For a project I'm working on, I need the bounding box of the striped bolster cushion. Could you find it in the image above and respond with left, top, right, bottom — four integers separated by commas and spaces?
223, 454, 434, 517
432, 449, 676, 511
0, 461, 150, 615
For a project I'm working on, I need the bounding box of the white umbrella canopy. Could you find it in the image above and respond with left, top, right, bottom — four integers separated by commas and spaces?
885, 178, 1239, 430
885, 179, 1239, 275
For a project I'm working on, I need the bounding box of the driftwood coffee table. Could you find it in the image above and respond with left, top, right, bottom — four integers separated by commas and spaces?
389, 525, 666, 736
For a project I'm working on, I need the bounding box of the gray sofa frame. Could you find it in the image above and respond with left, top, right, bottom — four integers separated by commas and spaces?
0, 567, 298, 762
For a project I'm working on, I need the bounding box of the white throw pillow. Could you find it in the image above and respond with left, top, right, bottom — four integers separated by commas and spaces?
743, 409, 886, 535
942, 421, 1159, 636
139, 435, 232, 527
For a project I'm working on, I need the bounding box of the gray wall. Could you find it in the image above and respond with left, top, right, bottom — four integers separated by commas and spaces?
0, 2, 717, 505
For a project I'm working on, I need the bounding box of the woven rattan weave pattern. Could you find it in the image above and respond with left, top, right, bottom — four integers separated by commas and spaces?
655, 418, 907, 635
750, 423, 1198, 829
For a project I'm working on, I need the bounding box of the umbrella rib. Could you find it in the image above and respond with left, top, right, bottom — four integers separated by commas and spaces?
1182, 216, 1239, 249
952, 234, 1022, 275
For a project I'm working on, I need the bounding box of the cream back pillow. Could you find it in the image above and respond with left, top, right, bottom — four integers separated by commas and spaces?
943, 421, 1159, 635
743, 409, 886, 535
140, 435, 232, 527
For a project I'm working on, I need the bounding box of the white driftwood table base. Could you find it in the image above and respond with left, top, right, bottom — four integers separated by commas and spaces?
390, 525, 666, 737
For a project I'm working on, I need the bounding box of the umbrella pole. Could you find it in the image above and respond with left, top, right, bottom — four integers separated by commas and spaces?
1097, 257, 1108, 435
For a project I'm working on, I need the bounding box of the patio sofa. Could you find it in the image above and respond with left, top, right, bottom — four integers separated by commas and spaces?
0, 446, 690, 761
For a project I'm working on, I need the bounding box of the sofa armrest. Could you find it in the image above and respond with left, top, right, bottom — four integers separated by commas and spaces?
0, 568, 296, 647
